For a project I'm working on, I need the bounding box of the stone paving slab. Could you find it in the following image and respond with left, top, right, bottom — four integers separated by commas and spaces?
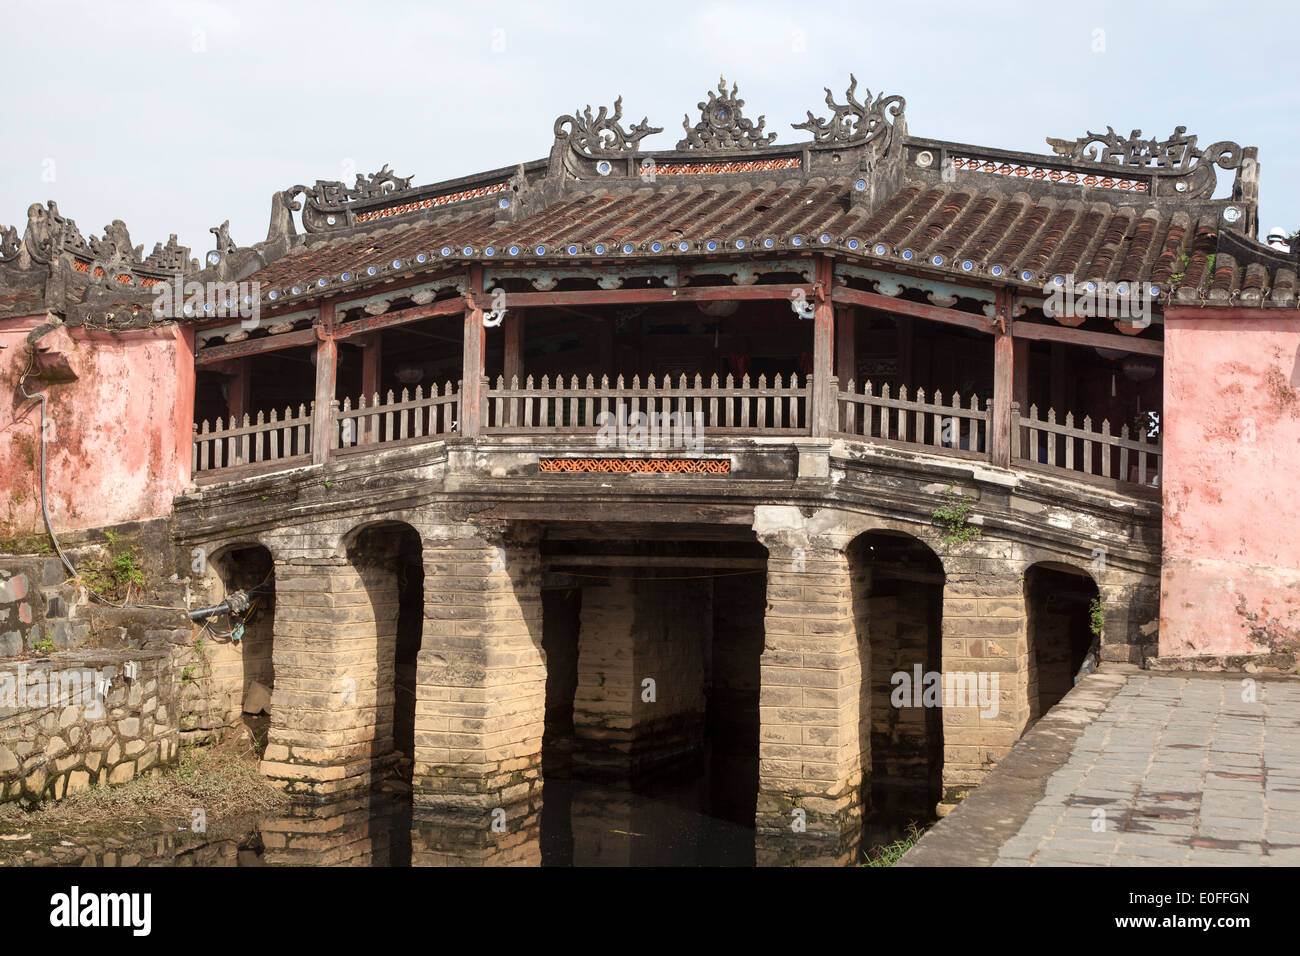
900, 668, 1300, 867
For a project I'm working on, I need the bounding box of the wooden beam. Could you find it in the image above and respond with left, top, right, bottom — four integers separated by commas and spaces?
195, 328, 316, 366
489, 284, 812, 310
831, 285, 993, 334
461, 265, 485, 437
1012, 319, 1163, 356
332, 297, 466, 340
812, 256, 835, 436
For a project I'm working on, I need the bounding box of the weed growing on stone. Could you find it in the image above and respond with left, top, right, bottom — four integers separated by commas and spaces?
1090, 596, 1105, 636
933, 484, 981, 547
79, 530, 146, 601
862, 822, 927, 867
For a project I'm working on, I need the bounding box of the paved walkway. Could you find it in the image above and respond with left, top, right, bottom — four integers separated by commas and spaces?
900, 668, 1300, 866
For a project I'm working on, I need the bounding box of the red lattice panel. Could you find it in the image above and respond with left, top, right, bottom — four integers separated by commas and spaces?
654, 157, 801, 176
356, 182, 509, 223
538, 458, 731, 474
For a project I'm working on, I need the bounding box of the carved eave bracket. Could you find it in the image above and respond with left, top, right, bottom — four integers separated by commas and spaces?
677, 77, 776, 150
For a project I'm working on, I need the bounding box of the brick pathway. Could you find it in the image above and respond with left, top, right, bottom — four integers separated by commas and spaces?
900, 669, 1300, 867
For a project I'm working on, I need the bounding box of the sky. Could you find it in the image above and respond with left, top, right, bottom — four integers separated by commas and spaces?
2, 0, 1297, 259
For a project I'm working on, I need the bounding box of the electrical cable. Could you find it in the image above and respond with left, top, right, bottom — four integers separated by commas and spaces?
17, 350, 192, 614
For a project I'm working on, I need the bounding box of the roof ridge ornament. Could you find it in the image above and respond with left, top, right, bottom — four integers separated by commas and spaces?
1046, 125, 1242, 171
677, 77, 776, 150
0, 224, 19, 263
1044, 126, 1247, 202
792, 75, 905, 147
88, 220, 143, 265
554, 97, 662, 157
22, 201, 90, 266
283, 163, 415, 233
142, 235, 192, 273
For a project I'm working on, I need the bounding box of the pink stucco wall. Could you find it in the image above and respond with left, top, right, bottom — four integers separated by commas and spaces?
1161, 307, 1300, 656
1, 315, 194, 539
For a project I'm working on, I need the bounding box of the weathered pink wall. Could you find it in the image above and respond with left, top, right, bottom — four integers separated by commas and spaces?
1161, 307, 1300, 656
1, 315, 194, 540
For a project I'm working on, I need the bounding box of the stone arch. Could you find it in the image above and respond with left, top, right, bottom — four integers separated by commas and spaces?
1023, 560, 1101, 724
342, 519, 425, 783
185, 541, 276, 746
846, 528, 946, 844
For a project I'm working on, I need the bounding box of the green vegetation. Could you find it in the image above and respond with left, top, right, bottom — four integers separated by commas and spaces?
863, 823, 928, 867
1090, 595, 1105, 636
933, 484, 982, 547
79, 530, 146, 600
30, 633, 55, 654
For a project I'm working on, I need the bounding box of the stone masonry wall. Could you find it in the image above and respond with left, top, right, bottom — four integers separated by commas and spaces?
756, 532, 865, 865
412, 522, 546, 817
573, 573, 710, 779
939, 559, 1025, 811
0, 649, 178, 803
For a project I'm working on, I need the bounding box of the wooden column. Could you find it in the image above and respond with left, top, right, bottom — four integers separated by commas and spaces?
359, 335, 382, 442
1050, 342, 1067, 417
834, 305, 855, 386
311, 303, 338, 465
227, 359, 250, 423
897, 315, 914, 388
504, 311, 524, 384
1012, 337, 1030, 462
812, 255, 835, 437
461, 265, 485, 437
990, 289, 1014, 468
360, 335, 382, 400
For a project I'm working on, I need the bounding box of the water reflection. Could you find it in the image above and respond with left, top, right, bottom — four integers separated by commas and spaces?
25, 753, 874, 866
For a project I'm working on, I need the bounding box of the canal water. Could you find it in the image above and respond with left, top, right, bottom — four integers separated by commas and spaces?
5, 747, 919, 866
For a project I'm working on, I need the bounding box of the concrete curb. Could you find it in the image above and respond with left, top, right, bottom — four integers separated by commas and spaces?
897, 665, 1137, 867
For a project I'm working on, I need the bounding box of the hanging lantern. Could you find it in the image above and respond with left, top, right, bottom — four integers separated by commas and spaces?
697, 300, 739, 318
394, 362, 423, 385
1121, 356, 1157, 382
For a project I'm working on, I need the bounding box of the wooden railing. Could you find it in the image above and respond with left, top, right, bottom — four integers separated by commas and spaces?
1014, 402, 1161, 489
192, 405, 313, 477
483, 373, 811, 435
834, 381, 990, 459
333, 383, 460, 453
189, 374, 1160, 496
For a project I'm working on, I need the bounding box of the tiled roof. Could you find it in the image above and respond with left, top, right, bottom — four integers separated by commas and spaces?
241, 178, 1296, 309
